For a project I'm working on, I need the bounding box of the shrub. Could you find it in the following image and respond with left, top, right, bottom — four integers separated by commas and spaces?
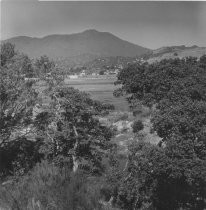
0, 160, 103, 210
118, 113, 129, 121
0, 138, 43, 180
132, 120, 144, 133
112, 112, 129, 123
99, 70, 106, 75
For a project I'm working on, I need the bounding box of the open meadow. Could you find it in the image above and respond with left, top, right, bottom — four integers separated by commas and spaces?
65, 75, 129, 111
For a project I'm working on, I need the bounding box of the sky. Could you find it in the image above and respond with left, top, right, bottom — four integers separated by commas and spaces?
1, 1, 206, 49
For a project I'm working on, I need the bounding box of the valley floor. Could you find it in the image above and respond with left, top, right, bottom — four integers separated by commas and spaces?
65, 76, 129, 111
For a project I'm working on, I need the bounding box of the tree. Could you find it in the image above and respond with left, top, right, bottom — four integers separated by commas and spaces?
115, 57, 206, 107
113, 56, 206, 209
113, 138, 206, 210
0, 42, 16, 66
34, 87, 114, 174
21, 55, 35, 78
34, 55, 55, 76
0, 43, 40, 179
114, 141, 167, 210
0, 43, 38, 147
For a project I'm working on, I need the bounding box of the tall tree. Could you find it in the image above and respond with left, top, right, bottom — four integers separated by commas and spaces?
0, 43, 40, 178
0, 43, 38, 147
35, 87, 113, 174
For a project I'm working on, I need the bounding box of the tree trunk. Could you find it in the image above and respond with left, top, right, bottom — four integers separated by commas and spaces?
72, 125, 79, 172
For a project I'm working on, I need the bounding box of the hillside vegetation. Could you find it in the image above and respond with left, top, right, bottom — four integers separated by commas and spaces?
146, 45, 206, 63
1, 42, 206, 210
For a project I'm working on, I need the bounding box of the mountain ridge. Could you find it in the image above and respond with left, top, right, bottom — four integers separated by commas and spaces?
4, 29, 150, 61
3, 30, 205, 66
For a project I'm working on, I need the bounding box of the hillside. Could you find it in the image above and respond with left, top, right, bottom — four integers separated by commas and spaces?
4, 29, 150, 63
84, 56, 135, 69
83, 45, 206, 71
146, 45, 206, 63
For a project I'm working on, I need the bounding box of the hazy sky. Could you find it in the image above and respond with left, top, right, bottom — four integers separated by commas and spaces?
1, 1, 206, 49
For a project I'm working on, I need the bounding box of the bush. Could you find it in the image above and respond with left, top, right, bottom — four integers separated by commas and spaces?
132, 120, 144, 133
0, 138, 43, 180
0, 160, 103, 210
112, 112, 129, 123
99, 70, 106, 75
133, 105, 152, 118
118, 113, 129, 121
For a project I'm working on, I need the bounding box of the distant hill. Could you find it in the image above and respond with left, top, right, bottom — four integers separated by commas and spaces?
4, 29, 150, 63
146, 45, 206, 63
84, 56, 136, 69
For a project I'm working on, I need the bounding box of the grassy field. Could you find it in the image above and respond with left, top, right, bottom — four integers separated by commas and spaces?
65, 76, 129, 111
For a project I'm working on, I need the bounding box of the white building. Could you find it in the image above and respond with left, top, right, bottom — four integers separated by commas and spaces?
68, 75, 78, 79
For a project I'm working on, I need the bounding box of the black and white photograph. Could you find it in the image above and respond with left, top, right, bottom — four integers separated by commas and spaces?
0, 0, 206, 209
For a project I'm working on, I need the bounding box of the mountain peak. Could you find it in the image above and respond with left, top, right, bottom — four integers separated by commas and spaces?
81, 29, 100, 34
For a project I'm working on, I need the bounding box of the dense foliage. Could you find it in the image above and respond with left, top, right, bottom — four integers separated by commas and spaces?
0, 43, 38, 147
35, 86, 114, 173
0, 43, 41, 178
0, 43, 114, 181
113, 56, 206, 209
